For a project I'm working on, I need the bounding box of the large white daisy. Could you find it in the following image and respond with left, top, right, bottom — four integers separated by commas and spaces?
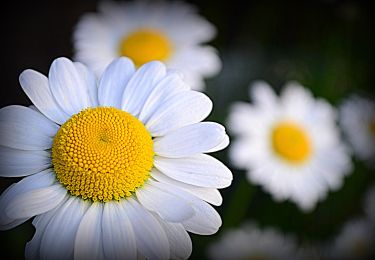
207, 222, 298, 260
339, 95, 375, 167
0, 57, 232, 259
73, 0, 221, 91
227, 81, 352, 211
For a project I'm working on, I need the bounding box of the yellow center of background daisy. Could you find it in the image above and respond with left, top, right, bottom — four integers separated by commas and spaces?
119, 28, 172, 67
52, 107, 154, 202
272, 122, 311, 163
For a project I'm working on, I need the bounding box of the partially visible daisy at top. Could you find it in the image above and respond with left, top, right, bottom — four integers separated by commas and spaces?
227, 81, 352, 211
0, 57, 231, 259
73, 0, 221, 91
207, 222, 299, 260
339, 95, 375, 167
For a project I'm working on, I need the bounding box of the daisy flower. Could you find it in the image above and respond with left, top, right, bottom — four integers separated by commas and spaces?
326, 218, 375, 260
339, 95, 375, 167
207, 222, 298, 260
0, 57, 232, 259
227, 81, 352, 211
73, 0, 221, 91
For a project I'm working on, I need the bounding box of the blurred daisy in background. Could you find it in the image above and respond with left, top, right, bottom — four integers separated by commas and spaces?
326, 218, 375, 260
339, 95, 375, 167
73, 0, 221, 91
207, 222, 298, 260
227, 81, 352, 212
0, 57, 231, 259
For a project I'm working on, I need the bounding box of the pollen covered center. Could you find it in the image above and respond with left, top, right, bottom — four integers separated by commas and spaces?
272, 121, 311, 163
52, 107, 154, 202
119, 28, 172, 67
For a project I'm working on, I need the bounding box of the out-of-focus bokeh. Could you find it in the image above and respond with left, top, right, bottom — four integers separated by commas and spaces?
0, 0, 374, 259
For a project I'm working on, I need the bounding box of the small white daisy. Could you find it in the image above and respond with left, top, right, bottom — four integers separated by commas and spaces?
339, 95, 375, 167
73, 0, 221, 91
227, 81, 352, 211
326, 218, 375, 260
0, 57, 232, 259
207, 222, 298, 260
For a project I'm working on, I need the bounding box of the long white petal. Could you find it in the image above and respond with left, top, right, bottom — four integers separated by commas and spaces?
98, 57, 135, 108
19, 69, 69, 124
136, 182, 194, 223
74, 203, 104, 260
153, 122, 226, 158
123, 198, 170, 260
74, 61, 99, 107
206, 134, 230, 153
146, 90, 212, 136
121, 61, 166, 116
102, 201, 137, 260
0, 105, 58, 150
0, 146, 50, 177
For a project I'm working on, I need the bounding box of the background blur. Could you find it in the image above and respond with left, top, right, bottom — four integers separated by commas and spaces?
0, 0, 374, 259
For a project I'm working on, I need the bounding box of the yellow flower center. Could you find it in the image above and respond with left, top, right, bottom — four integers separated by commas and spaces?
272, 121, 311, 163
52, 107, 154, 202
119, 28, 172, 67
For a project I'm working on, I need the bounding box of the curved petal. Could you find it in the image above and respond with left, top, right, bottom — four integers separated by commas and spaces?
136, 181, 194, 223
121, 61, 167, 116
49, 57, 95, 116
74, 61, 99, 107
206, 134, 230, 153
40, 197, 89, 260
0, 169, 57, 230
156, 216, 192, 260
0, 146, 51, 177
98, 57, 135, 108
19, 69, 69, 124
74, 203, 104, 260
154, 154, 232, 189
153, 122, 226, 158
0, 105, 59, 150
102, 201, 137, 260
151, 170, 223, 206
123, 198, 170, 260
249, 80, 278, 108
146, 90, 212, 136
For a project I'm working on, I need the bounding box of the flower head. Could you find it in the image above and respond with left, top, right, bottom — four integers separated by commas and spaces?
0, 57, 231, 259
227, 81, 352, 211
73, 0, 221, 91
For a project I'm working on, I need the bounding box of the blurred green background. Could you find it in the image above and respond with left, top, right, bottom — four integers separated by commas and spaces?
0, 0, 374, 259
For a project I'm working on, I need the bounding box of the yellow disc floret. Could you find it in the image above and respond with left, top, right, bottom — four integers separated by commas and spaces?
272, 121, 311, 163
52, 107, 154, 202
119, 28, 172, 67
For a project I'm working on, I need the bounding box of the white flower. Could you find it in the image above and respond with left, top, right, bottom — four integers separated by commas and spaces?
227, 81, 352, 211
326, 218, 375, 260
207, 222, 298, 260
0, 57, 232, 259
73, 0, 221, 91
339, 95, 375, 167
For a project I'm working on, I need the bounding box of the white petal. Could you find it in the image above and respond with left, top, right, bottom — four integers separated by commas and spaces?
74, 203, 104, 260
249, 80, 278, 108
49, 57, 95, 116
146, 90, 212, 136
153, 122, 226, 158
0, 105, 59, 150
0, 146, 50, 177
206, 134, 230, 153
5, 184, 67, 220
98, 57, 135, 108
138, 73, 189, 123
154, 154, 232, 189
0, 169, 56, 230
19, 69, 69, 124
40, 197, 89, 260
151, 170, 223, 206
74, 61, 99, 107
102, 201, 137, 260
136, 181, 194, 223
157, 217, 192, 260
121, 61, 167, 116
123, 198, 170, 260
